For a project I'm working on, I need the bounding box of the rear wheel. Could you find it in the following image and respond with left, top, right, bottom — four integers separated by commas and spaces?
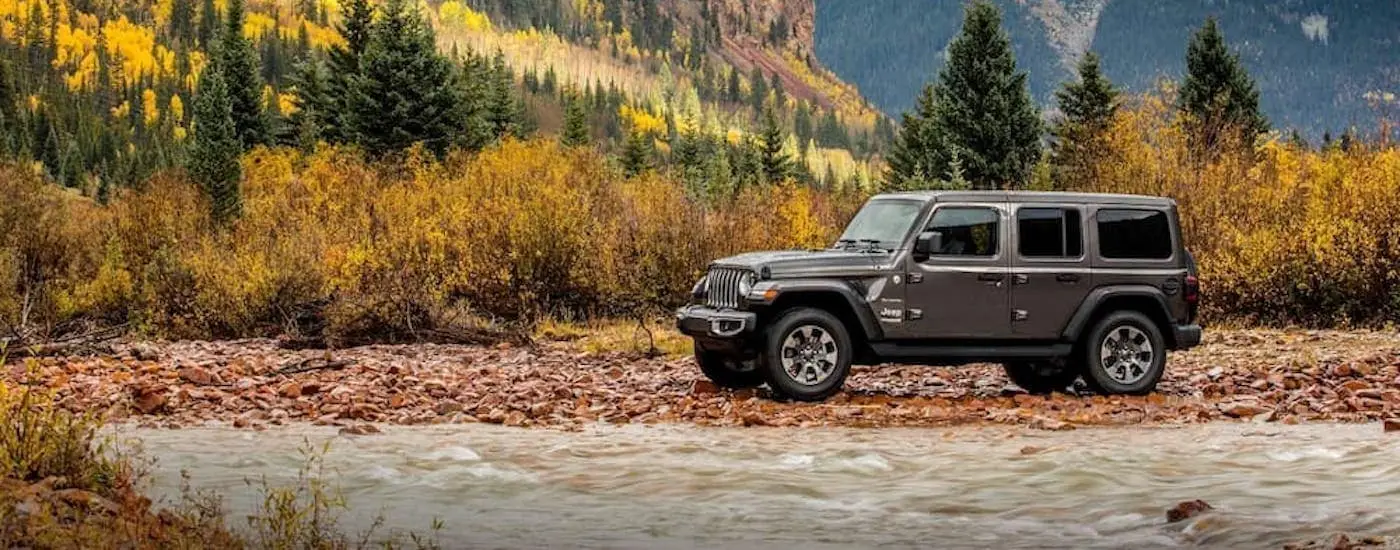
1002, 361, 1079, 394
760, 308, 853, 402
695, 345, 764, 389
1080, 310, 1166, 395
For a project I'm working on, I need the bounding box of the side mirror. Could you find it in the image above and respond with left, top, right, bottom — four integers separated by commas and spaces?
913, 231, 942, 262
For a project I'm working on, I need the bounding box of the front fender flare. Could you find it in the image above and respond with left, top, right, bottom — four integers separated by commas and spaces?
762, 280, 885, 342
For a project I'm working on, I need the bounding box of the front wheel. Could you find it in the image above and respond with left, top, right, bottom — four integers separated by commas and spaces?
1002, 361, 1079, 394
695, 345, 765, 389
760, 308, 853, 402
1079, 311, 1167, 395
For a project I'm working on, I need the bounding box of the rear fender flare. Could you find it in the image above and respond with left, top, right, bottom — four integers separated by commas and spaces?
1062, 286, 1174, 342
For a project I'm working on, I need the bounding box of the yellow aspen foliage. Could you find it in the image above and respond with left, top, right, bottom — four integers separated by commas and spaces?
244, 12, 276, 39
142, 89, 159, 126
277, 92, 297, 115
438, 0, 491, 32
619, 104, 665, 136
111, 100, 129, 120
169, 94, 184, 122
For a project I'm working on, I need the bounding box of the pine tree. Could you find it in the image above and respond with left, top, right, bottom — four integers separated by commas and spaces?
560, 90, 590, 147
169, 0, 196, 44
1049, 51, 1118, 190
884, 84, 937, 190
189, 67, 243, 225
757, 105, 791, 184
1180, 17, 1268, 154
749, 67, 767, 111
451, 50, 495, 151
313, 0, 375, 143
620, 128, 654, 177
0, 59, 16, 156
771, 73, 786, 107
486, 51, 522, 140
920, 0, 1041, 189
726, 67, 742, 104
218, 0, 269, 148
348, 0, 464, 155
197, 0, 218, 50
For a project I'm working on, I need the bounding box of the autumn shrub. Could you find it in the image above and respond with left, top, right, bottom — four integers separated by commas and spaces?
1083, 91, 1400, 326
0, 165, 108, 333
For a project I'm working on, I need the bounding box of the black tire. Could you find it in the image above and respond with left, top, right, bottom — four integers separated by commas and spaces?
759, 307, 853, 402
1079, 310, 1167, 395
695, 345, 765, 389
1002, 361, 1079, 394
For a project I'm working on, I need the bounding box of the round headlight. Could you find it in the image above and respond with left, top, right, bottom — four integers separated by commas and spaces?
737, 273, 755, 297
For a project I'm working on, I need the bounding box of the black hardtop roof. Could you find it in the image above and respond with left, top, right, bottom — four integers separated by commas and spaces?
870, 190, 1176, 208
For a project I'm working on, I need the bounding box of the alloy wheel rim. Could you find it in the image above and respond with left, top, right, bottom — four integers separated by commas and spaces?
780, 325, 839, 386
1099, 325, 1154, 385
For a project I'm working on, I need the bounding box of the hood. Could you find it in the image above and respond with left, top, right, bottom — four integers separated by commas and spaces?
710, 248, 897, 278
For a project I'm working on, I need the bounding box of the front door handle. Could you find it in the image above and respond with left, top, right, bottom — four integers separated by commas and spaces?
1056, 273, 1081, 283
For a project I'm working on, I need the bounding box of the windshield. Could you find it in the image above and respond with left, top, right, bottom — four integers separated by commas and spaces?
835, 199, 924, 250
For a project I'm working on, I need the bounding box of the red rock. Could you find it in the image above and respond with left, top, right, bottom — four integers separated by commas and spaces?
1220, 400, 1270, 418
301, 382, 322, 395
741, 412, 768, 426
435, 401, 463, 416
278, 382, 303, 399
178, 366, 223, 386
389, 394, 407, 409
1029, 416, 1073, 431
691, 380, 719, 395
133, 390, 167, 414
53, 489, 120, 515
1384, 418, 1400, 432
1166, 499, 1213, 523
338, 423, 380, 436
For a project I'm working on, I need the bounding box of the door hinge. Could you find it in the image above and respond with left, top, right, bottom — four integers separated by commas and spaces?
1012, 309, 1028, 322
908, 273, 923, 284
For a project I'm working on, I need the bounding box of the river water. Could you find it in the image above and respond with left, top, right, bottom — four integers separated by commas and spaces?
111, 422, 1400, 549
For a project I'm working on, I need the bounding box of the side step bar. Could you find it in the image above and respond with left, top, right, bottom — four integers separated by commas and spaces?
868, 342, 1073, 365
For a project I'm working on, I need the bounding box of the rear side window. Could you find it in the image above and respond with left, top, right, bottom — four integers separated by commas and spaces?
1096, 209, 1172, 259
1017, 208, 1082, 258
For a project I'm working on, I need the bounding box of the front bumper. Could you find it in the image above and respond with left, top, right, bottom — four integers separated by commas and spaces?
675, 304, 757, 339
1173, 324, 1203, 350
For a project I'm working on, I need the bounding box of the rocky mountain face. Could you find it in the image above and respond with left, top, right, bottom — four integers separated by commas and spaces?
813, 0, 1400, 140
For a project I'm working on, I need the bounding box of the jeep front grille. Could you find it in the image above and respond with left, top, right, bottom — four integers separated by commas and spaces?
705, 267, 751, 309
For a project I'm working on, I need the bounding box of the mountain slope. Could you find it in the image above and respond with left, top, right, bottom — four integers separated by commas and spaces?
814, 0, 1400, 140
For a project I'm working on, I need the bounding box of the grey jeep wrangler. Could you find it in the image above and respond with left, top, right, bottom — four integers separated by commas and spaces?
675, 190, 1203, 402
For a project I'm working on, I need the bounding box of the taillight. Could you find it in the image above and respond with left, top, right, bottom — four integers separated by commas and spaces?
1184, 274, 1199, 303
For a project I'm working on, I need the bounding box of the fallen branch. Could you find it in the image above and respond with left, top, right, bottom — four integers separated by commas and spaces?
0, 323, 128, 359
273, 357, 352, 376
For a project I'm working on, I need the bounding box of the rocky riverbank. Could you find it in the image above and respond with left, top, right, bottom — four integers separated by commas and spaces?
6, 329, 1400, 432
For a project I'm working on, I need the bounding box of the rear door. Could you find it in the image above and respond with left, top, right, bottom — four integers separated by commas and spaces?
901, 201, 1012, 339
1010, 203, 1092, 339
1089, 205, 1191, 323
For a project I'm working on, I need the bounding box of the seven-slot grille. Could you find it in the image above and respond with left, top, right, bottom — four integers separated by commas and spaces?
704, 267, 752, 309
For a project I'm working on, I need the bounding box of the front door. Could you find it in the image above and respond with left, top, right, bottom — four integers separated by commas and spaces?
901, 203, 1012, 339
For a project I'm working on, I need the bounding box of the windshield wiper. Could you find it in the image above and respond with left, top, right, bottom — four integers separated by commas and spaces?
857, 239, 890, 252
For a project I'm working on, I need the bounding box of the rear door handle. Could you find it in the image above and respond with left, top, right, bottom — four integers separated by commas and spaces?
1056, 273, 1080, 283
1012, 274, 1029, 284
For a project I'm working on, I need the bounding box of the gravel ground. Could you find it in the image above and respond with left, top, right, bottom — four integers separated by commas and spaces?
7, 328, 1400, 432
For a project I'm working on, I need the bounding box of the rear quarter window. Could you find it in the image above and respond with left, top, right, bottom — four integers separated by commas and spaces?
1096, 208, 1172, 260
